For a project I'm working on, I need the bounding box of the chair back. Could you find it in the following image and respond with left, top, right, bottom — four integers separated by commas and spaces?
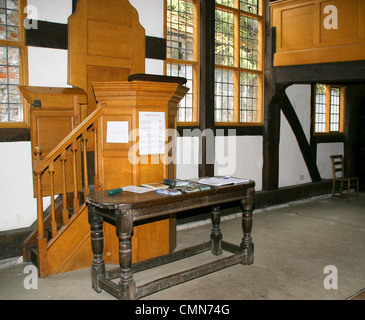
330, 155, 345, 179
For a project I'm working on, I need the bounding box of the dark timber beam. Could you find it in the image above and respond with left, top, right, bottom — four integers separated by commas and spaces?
199, 0, 216, 177
262, 84, 287, 191
275, 61, 365, 85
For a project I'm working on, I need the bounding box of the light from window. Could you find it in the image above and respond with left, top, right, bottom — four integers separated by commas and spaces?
167, 63, 194, 122
314, 84, 344, 134
240, 16, 258, 70
215, 0, 263, 124
0, 0, 23, 123
215, 68, 234, 122
215, 9, 234, 67
315, 84, 326, 133
166, 0, 198, 123
240, 72, 258, 122
166, 0, 194, 61
330, 87, 340, 132
240, 0, 258, 14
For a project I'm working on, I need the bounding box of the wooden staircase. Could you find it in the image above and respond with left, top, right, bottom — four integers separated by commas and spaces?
23, 104, 105, 278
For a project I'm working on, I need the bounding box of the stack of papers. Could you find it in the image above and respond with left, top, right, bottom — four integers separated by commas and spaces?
122, 185, 153, 193
197, 177, 249, 186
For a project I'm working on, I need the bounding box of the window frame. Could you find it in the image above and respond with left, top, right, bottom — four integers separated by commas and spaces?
0, 0, 29, 128
214, 0, 265, 126
314, 83, 345, 135
164, 0, 200, 126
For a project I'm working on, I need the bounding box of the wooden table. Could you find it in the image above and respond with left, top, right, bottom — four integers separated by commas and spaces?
86, 180, 255, 300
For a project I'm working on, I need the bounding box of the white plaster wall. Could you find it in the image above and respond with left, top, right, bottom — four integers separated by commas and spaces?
176, 137, 199, 179
286, 85, 311, 141
279, 85, 312, 187
215, 136, 263, 191
317, 142, 344, 179
279, 112, 311, 187
28, 47, 70, 87
27, 0, 72, 24
0, 142, 37, 231
130, 0, 164, 75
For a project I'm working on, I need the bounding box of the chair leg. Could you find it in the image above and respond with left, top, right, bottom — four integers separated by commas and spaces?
347, 180, 350, 202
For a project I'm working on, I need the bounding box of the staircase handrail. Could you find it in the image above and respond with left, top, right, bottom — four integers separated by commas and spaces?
37, 103, 105, 173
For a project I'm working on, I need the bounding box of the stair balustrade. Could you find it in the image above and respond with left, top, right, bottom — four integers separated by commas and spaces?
30, 103, 105, 277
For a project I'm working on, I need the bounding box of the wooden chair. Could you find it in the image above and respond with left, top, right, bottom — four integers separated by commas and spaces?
330, 155, 359, 201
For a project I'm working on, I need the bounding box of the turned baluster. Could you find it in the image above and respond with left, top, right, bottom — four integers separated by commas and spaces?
71, 141, 79, 213
34, 146, 48, 276
34, 147, 45, 240
49, 162, 57, 238
82, 131, 90, 197
60, 150, 69, 225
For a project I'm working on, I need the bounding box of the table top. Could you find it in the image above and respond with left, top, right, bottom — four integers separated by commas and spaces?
86, 180, 255, 222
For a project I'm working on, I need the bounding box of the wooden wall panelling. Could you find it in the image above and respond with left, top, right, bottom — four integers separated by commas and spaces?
46, 204, 93, 275
270, 0, 365, 66
20, 86, 87, 196
68, 0, 145, 114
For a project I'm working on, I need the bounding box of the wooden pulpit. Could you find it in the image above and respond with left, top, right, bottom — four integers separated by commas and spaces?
92, 75, 189, 263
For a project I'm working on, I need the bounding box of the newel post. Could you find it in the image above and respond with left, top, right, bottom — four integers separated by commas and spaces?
33, 146, 48, 277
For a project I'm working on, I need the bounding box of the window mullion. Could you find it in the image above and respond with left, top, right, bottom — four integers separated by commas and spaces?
325, 85, 331, 133
234, 8, 240, 122
340, 87, 345, 133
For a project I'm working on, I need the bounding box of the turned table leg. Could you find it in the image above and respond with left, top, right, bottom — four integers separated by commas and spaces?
210, 205, 222, 256
88, 206, 105, 293
116, 209, 136, 300
240, 188, 255, 265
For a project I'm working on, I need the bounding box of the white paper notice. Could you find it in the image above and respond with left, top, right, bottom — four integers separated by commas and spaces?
139, 112, 165, 155
106, 121, 129, 143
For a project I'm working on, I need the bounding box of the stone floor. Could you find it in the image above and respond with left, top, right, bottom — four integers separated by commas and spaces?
0, 193, 364, 301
